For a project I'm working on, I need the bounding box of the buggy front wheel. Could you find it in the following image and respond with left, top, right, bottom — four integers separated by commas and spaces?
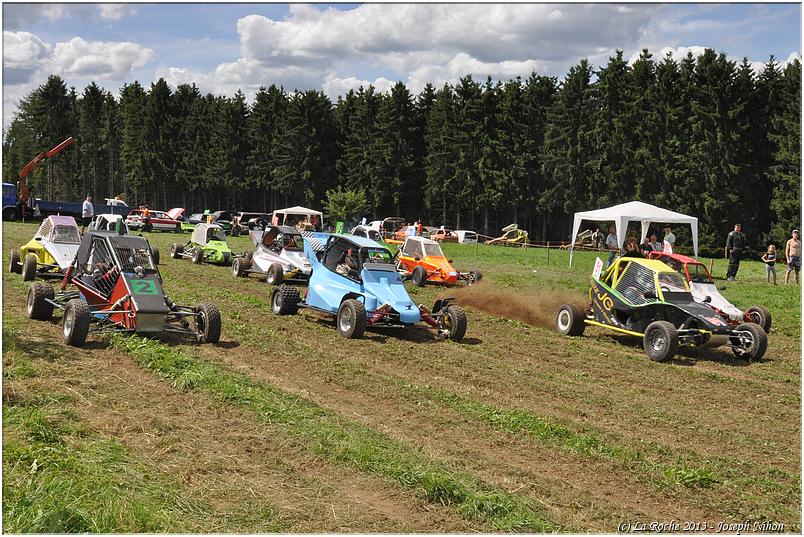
556, 304, 585, 336
337, 299, 366, 339
439, 305, 467, 342
643, 321, 678, 362
62, 299, 90, 347
745, 306, 772, 333
21, 253, 37, 281
191, 248, 203, 264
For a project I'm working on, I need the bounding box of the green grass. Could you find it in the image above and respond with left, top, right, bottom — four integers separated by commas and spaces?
110, 333, 562, 533
3, 393, 209, 533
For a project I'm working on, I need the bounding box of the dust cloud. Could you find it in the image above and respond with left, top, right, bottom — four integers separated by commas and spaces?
448, 285, 587, 329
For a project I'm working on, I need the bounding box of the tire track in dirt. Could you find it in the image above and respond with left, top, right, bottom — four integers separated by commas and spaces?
184, 336, 721, 531
2, 294, 475, 532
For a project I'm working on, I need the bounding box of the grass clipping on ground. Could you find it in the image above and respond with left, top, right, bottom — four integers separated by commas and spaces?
451, 284, 587, 329
111, 334, 562, 533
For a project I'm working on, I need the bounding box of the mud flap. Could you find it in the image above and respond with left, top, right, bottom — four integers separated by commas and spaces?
432, 297, 454, 314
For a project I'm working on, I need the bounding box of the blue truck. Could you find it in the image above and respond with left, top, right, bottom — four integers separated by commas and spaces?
2, 182, 131, 221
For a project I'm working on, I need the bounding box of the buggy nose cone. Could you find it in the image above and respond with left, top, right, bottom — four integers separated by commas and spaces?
397, 303, 421, 324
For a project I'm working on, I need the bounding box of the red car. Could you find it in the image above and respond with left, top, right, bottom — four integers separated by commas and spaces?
647, 251, 771, 331
126, 208, 184, 232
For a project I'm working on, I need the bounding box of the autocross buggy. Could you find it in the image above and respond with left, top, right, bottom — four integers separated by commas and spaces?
556, 257, 767, 362
271, 233, 468, 341
25, 230, 221, 347
170, 223, 234, 265
10, 215, 82, 281
396, 236, 482, 287
232, 225, 312, 284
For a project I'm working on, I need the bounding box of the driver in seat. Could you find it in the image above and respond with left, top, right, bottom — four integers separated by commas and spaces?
336, 248, 360, 279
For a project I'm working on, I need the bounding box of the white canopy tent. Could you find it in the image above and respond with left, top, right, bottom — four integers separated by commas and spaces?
568, 201, 698, 267
271, 206, 324, 226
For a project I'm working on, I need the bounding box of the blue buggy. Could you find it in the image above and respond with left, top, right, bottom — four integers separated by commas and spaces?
270, 234, 468, 341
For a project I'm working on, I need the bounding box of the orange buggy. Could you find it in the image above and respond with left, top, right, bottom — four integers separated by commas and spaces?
395, 236, 482, 287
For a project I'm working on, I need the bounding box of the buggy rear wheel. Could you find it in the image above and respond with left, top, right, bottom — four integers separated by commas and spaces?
191, 248, 203, 264
467, 270, 483, 285
556, 304, 585, 336
745, 306, 772, 333
27, 282, 54, 320
337, 299, 366, 339
440, 305, 467, 342
195, 302, 221, 343
271, 285, 299, 315
232, 257, 248, 277
266, 263, 284, 285
151, 246, 160, 265
170, 243, 183, 259
9, 249, 20, 274
21, 253, 37, 281
62, 299, 90, 347
731, 322, 767, 361
412, 266, 427, 287
643, 321, 678, 362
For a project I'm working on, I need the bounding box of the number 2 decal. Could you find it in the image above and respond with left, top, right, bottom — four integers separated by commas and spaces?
130, 280, 158, 295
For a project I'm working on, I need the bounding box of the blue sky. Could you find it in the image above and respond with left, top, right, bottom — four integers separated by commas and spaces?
3, 3, 801, 128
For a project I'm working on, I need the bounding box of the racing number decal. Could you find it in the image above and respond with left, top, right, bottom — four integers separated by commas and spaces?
131, 280, 158, 295
595, 289, 614, 311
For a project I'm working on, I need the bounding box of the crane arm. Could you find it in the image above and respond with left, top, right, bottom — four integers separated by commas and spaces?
18, 137, 75, 206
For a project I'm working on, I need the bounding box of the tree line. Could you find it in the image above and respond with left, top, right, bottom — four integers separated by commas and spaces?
2, 48, 800, 255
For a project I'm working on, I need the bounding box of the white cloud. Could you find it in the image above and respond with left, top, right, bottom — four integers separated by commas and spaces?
322, 74, 395, 99
407, 53, 543, 94
97, 4, 137, 22
4, 31, 51, 68
48, 37, 154, 79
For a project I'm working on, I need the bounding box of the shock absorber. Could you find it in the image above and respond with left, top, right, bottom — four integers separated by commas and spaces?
418, 304, 439, 328
60, 265, 74, 290
367, 304, 391, 325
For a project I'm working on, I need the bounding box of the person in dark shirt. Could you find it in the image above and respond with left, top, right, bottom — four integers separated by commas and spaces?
725, 223, 746, 281
622, 237, 645, 259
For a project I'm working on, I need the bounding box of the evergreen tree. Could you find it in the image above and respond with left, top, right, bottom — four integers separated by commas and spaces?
769, 59, 802, 238
424, 84, 457, 225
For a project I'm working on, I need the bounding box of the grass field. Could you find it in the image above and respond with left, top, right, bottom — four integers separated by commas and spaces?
3, 221, 801, 532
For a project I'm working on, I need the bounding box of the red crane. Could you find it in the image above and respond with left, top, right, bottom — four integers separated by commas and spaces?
18, 136, 75, 218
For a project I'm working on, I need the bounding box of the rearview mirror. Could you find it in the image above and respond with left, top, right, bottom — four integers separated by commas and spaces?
448, 259, 454, 263
414, 257, 421, 261
34, 236, 42, 241
643, 291, 657, 300
703, 295, 712, 303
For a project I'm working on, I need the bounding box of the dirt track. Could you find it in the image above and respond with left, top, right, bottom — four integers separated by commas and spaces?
3, 222, 801, 531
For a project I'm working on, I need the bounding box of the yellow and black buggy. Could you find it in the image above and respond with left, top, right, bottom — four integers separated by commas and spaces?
556, 257, 767, 362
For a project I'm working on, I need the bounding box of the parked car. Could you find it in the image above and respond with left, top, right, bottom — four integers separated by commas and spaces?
232, 226, 312, 284
270, 233, 468, 341
431, 228, 460, 243
9, 215, 81, 281
555, 257, 767, 362
455, 230, 479, 244
126, 208, 184, 232
350, 225, 385, 243
232, 211, 272, 235
647, 251, 772, 332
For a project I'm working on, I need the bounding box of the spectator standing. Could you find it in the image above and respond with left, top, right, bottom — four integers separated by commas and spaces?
592, 228, 604, 252
81, 194, 93, 232
604, 225, 618, 268
762, 245, 778, 285
662, 226, 675, 250
785, 229, 801, 285
725, 223, 746, 281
